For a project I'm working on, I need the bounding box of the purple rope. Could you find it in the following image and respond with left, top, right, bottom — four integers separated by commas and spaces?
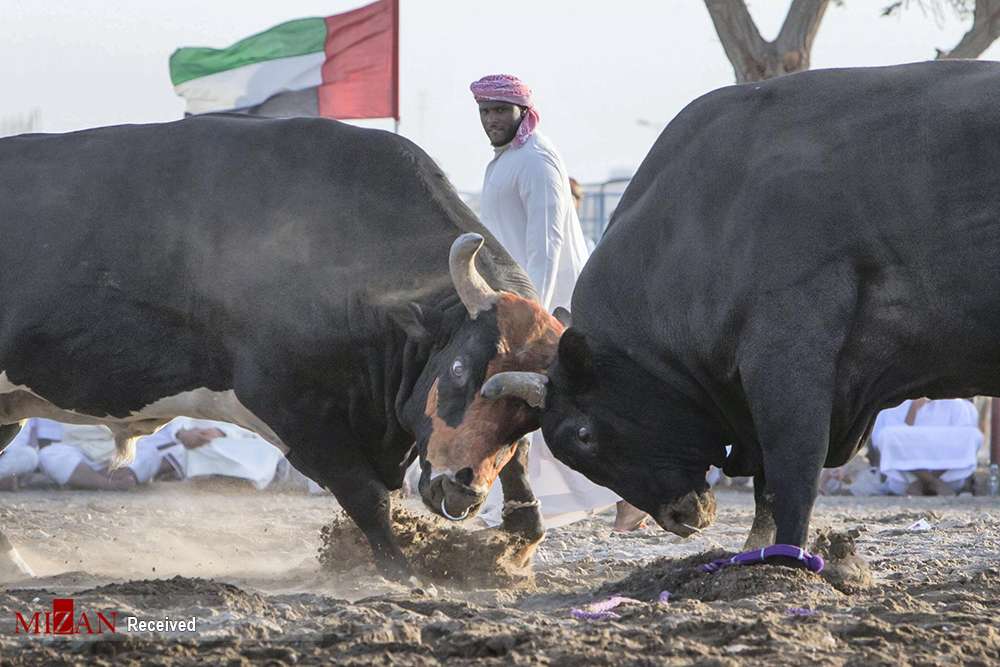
700, 544, 824, 574
571, 595, 641, 621
787, 607, 818, 617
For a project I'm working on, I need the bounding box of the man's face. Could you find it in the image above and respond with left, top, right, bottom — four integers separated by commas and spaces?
478, 101, 523, 147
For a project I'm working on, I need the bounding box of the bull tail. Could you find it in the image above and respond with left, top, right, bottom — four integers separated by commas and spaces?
109, 431, 139, 469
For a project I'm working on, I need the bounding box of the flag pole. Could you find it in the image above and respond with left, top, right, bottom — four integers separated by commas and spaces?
392, 0, 400, 133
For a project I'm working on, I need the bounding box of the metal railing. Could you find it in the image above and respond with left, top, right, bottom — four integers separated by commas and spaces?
577, 177, 631, 245
459, 176, 632, 248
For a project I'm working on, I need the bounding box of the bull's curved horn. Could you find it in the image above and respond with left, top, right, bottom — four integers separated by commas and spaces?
480, 371, 548, 409
449, 233, 499, 319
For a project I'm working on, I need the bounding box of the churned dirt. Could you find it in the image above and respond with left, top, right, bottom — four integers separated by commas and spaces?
0, 483, 998, 665
317, 505, 536, 587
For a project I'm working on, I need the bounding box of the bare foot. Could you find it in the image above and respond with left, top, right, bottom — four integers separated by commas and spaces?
613, 500, 648, 532
913, 470, 953, 496
108, 468, 138, 491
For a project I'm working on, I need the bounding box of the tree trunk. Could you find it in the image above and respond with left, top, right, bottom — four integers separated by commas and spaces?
936, 0, 1000, 59
704, 0, 830, 83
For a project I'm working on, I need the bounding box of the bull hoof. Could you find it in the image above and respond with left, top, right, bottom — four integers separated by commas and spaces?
0, 532, 34, 584
742, 528, 776, 551
762, 554, 811, 569
500, 504, 545, 545
374, 557, 413, 582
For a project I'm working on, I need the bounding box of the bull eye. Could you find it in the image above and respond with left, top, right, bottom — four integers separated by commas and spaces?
450, 358, 467, 381
577, 426, 592, 444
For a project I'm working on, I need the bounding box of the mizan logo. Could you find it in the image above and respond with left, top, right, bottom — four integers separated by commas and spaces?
15, 598, 118, 635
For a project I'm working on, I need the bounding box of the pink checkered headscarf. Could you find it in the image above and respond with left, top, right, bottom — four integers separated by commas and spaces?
470, 74, 540, 147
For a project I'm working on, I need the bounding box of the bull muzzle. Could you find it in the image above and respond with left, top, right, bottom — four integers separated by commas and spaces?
653, 489, 717, 537
418, 464, 489, 522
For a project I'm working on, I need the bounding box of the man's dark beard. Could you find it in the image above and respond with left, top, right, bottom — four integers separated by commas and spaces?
491, 117, 523, 147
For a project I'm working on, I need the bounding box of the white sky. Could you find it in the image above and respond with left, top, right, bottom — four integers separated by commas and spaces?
4, 1, 999, 191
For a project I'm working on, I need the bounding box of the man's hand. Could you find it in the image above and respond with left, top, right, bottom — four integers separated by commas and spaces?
176, 427, 225, 449
904, 397, 929, 426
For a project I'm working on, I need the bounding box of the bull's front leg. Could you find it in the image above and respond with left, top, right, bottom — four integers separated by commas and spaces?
743, 472, 777, 550
497, 437, 544, 567
288, 443, 410, 581
329, 470, 409, 580
754, 400, 828, 560
498, 437, 544, 542
743, 352, 832, 565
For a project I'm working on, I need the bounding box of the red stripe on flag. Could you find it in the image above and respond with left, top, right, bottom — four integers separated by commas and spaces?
319, 0, 398, 120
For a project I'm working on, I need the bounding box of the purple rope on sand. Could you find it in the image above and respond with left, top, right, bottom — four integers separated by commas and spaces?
787, 607, 818, 617
571, 595, 641, 621
700, 544, 824, 574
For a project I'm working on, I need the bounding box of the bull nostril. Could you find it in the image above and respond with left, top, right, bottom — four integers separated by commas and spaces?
454, 467, 474, 487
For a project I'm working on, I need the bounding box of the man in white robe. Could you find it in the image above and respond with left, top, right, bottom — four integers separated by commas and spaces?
470, 74, 618, 528
0, 420, 50, 490
871, 398, 982, 495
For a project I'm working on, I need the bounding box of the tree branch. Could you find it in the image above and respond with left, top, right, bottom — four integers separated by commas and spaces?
704, 0, 769, 81
777, 0, 831, 53
704, 0, 831, 82
937, 0, 1000, 58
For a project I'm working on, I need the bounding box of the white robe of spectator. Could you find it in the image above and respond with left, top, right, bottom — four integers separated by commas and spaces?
179, 419, 284, 489
871, 398, 982, 494
0, 420, 52, 481
478, 131, 617, 528
479, 131, 590, 312
35, 421, 123, 485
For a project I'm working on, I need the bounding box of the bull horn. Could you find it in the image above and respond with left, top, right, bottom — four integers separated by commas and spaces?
481, 372, 548, 409
449, 233, 498, 319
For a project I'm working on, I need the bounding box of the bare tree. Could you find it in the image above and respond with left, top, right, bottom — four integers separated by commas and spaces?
705, 0, 1000, 84
704, 0, 830, 82
884, 0, 1000, 58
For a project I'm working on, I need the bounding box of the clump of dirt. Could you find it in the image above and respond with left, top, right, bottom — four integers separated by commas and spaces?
318, 506, 537, 587
811, 527, 873, 593
600, 549, 841, 603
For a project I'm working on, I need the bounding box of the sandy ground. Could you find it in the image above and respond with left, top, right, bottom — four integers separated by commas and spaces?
0, 483, 998, 665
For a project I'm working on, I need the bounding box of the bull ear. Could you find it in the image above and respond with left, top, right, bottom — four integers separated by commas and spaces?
552, 307, 573, 328
389, 302, 433, 342
558, 328, 594, 385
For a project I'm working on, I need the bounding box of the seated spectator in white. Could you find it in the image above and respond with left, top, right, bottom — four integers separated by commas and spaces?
0, 419, 55, 491
34, 419, 140, 490
5, 417, 309, 492
870, 397, 982, 496
147, 418, 286, 490
25, 418, 210, 491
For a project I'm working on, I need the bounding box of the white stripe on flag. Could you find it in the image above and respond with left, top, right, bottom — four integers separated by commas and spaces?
174, 51, 325, 114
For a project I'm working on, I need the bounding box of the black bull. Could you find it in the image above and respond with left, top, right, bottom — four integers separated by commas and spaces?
0, 115, 564, 577
484, 60, 1000, 562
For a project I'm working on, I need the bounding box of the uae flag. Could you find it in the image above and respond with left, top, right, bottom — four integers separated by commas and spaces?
169, 0, 398, 120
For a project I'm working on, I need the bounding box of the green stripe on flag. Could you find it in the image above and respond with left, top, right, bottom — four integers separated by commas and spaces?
169, 17, 327, 86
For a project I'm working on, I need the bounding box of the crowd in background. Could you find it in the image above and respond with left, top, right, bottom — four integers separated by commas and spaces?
0, 417, 323, 494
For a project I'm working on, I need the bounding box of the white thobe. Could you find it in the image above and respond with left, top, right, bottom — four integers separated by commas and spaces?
149, 418, 285, 489
479, 131, 590, 311
871, 399, 982, 494
478, 131, 618, 528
